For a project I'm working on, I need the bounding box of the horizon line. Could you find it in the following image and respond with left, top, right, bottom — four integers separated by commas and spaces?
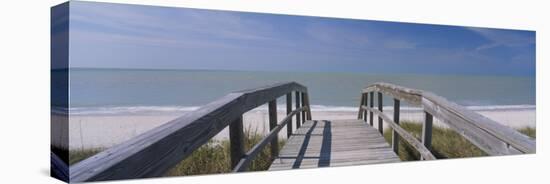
53, 67, 535, 77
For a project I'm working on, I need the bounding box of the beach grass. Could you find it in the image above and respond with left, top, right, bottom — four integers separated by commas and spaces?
518, 127, 536, 139
165, 126, 285, 176
382, 121, 536, 161
68, 126, 286, 176
69, 148, 103, 165
68, 121, 536, 175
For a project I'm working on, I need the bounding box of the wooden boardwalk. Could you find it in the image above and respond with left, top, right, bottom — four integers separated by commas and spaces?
269, 119, 400, 170
64, 82, 535, 182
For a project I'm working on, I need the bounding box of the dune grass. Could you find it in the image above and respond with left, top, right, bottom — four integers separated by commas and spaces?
165, 127, 285, 176
69, 148, 103, 165
518, 127, 536, 139
382, 121, 536, 161
68, 126, 285, 176
68, 121, 536, 175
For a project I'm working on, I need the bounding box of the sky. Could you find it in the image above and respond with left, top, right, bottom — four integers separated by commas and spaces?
65, 1, 536, 76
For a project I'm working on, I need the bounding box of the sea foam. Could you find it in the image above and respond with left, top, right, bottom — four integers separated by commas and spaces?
67, 104, 535, 115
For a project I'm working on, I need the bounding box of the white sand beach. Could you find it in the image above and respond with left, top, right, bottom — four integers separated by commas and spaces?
52, 108, 535, 150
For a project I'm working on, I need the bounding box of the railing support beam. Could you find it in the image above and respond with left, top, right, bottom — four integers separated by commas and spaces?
421, 111, 433, 160
268, 100, 279, 160
358, 93, 365, 119
301, 92, 306, 122
392, 99, 400, 154
229, 116, 245, 169
377, 92, 383, 134
369, 92, 374, 126
295, 91, 301, 128
304, 92, 312, 120
364, 94, 368, 121
286, 93, 292, 138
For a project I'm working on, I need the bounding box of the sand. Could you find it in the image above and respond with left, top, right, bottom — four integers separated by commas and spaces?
52, 109, 535, 150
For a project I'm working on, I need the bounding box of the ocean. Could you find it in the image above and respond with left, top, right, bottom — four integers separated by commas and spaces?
67, 68, 535, 115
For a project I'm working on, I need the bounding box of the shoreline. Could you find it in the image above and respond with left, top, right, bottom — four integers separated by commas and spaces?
53, 108, 536, 150
66, 104, 536, 115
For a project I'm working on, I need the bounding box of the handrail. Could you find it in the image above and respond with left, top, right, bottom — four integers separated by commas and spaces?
361, 106, 435, 160
358, 82, 535, 159
70, 82, 312, 182
51, 152, 69, 182
233, 106, 307, 172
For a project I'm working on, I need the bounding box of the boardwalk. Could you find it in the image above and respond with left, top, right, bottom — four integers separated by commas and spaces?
270, 119, 400, 170
62, 82, 535, 182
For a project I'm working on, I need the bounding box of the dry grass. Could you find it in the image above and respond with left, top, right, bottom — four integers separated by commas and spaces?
69, 126, 285, 176
68, 121, 536, 175
382, 121, 536, 161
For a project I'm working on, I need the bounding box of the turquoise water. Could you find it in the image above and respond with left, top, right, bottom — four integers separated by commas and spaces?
68, 68, 535, 114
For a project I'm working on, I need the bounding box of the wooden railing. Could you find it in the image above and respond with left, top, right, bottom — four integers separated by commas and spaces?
357, 82, 535, 160
70, 82, 312, 182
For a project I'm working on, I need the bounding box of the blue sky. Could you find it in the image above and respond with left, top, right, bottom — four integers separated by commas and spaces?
67, 1, 535, 76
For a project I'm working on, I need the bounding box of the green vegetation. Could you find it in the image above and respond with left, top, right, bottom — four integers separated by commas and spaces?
68, 127, 285, 176
518, 127, 536, 139
165, 127, 285, 176
382, 121, 536, 161
68, 121, 536, 175
69, 148, 103, 165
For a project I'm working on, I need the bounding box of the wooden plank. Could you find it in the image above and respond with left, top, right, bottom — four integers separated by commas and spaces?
229, 116, 245, 168
269, 100, 279, 159
269, 119, 400, 170
286, 93, 293, 138
362, 106, 436, 160
70, 82, 308, 182
295, 91, 301, 128
392, 99, 400, 153
363, 82, 422, 106
377, 92, 383, 134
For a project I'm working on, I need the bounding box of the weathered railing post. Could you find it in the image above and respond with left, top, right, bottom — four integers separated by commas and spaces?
295, 91, 301, 128
377, 92, 383, 134
286, 93, 293, 138
369, 92, 374, 126
357, 82, 535, 160
301, 92, 306, 122
363, 94, 368, 121
268, 100, 279, 159
392, 99, 400, 153
70, 82, 310, 181
421, 111, 433, 160
229, 116, 245, 169
358, 94, 364, 119
304, 92, 312, 120
358, 93, 365, 119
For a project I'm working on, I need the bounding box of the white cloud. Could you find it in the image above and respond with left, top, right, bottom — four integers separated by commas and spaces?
466, 27, 535, 51
69, 1, 278, 48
